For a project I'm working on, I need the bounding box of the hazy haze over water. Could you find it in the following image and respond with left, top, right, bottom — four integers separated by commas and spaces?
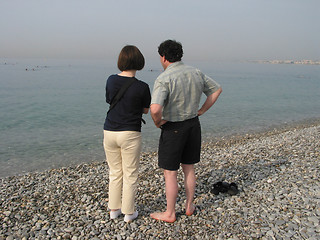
1, 0, 319, 62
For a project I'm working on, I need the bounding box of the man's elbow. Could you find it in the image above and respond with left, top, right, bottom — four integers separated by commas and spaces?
213, 87, 222, 98
150, 104, 162, 115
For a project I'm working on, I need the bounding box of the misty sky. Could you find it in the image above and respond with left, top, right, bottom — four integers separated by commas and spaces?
1, 0, 319, 62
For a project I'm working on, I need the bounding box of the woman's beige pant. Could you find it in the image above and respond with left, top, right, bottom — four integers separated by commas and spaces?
103, 130, 141, 214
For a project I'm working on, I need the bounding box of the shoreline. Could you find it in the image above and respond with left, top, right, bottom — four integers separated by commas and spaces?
203, 117, 320, 147
2, 117, 320, 179
248, 59, 320, 65
1, 118, 319, 239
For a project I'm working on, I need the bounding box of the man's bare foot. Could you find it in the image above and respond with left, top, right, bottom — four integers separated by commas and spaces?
150, 211, 176, 223
186, 204, 195, 216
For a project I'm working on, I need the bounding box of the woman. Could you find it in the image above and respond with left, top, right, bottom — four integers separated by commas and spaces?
103, 45, 151, 222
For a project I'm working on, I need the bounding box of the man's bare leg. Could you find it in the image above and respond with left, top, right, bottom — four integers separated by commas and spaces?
182, 164, 196, 216
150, 170, 177, 223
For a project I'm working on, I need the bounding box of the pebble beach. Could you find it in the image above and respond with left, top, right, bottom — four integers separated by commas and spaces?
1, 119, 319, 240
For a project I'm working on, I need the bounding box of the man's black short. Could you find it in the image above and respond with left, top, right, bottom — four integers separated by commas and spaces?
158, 117, 201, 171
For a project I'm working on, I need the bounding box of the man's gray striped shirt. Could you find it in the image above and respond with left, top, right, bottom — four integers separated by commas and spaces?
151, 61, 221, 122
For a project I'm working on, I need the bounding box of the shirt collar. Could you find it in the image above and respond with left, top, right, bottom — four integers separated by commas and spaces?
166, 61, 183, 71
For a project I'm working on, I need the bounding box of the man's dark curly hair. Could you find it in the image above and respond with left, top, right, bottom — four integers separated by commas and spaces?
158, 40, 183, 62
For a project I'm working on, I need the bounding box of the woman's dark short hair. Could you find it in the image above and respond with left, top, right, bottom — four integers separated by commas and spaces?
158, 40, 183, 62
118, 45, 145, 71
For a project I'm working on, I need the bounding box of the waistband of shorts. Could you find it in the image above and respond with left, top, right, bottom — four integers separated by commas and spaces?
160, 116, 199, 130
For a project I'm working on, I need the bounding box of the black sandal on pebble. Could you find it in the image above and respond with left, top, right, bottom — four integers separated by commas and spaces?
211, 181, 239, 196
211, 182, 221, 195
220, 182, 230, 193
228, 182, 239, 196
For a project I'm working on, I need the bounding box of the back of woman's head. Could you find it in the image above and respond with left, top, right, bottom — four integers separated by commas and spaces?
158, 40, 183, 62
118, 45, 145, 71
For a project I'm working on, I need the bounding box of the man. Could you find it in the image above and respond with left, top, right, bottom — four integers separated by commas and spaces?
150, 40, 222, 223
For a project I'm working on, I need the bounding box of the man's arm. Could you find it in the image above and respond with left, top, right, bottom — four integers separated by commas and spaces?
143, 108, 149, 114
150, 104, 167, 128
198, 87, 222, 116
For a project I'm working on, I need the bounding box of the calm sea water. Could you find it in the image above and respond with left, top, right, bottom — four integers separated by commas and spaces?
1, 58, 320, 177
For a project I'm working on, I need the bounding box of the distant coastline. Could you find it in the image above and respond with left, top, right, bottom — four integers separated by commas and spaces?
249, 59, 320, 65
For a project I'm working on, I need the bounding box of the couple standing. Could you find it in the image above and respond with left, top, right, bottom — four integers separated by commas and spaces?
103, 40, 222, 223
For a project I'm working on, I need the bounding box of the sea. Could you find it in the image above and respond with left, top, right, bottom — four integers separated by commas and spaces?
1, 58, 320, 178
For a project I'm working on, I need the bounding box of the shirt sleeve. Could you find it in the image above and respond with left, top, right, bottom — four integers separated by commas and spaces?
105, 80, 110, 103
142, 84, 152, 108
151, 79, 168, 106
201, 72, 221, 96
